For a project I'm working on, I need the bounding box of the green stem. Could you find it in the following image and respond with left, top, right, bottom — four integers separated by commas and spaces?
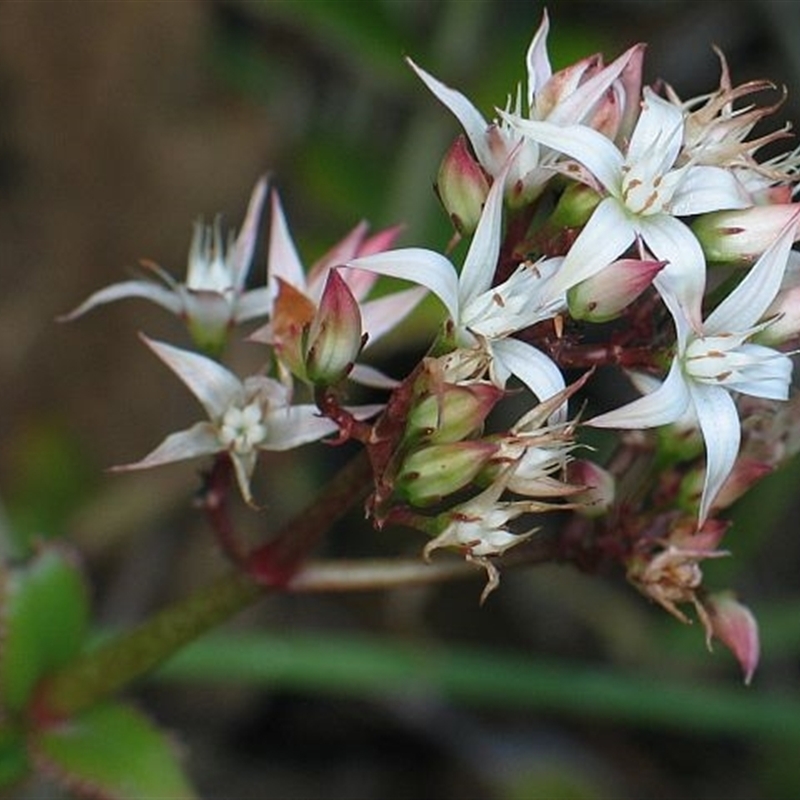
32, 451, 561, 723
32, 451, 373, 723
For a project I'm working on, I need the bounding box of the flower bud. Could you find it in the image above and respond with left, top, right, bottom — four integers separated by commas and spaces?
395, 441, 498, 507
405, 382, 504, 445
755, 280, 800, 345
304, 268, 365, 386
709, 457, 772, 513
566, 459, 615, 516
705, 592, 760, 685
435, 135, 490, 235
550, 182, 603, 229
567, 257, 665, 322
692, 205, 800, 265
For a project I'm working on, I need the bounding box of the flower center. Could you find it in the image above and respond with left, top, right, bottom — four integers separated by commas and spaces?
218, 402, 268, 454
620, 166, 668, 216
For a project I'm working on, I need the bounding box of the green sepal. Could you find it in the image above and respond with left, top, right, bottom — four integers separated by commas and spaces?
31, 701, 197, 800
0, 546, 90, 713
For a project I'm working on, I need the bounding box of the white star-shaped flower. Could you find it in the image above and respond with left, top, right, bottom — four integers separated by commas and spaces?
115, 336, 381, 505
589, 214, 799, 524
506, 88, 753, 329
63, 178, 272, 354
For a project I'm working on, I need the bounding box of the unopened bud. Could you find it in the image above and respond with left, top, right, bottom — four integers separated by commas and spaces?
305, 268, 365, 385
568, 257, 665, 322
705, 592, 760, 685
755, 281, 800, 345
692, 205, 800, 265
395, 441, 498, 506
435, 135, 490, 234
550, 182, 602, 229
567, 459, 615, 516
405, 383, 504, 445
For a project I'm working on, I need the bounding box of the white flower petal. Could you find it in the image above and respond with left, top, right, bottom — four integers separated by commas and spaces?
142, 336, 242, 418
504, 114, 624, 192
626, 88, 683, 169
705, 215, 799, 333
544, 197, 635, 300
360, 286, 428, 349
669, 165, 750, 216
589, 357, 691, 429
60, 280, 183, 321
490, 337, 567, 420
264, 403, 382, 450
525, 10, 551, 103
637, 213, 706, 332
263, 405, 338, 450
229, 176, 268, 291
720, 345, 793, 400
234, 286, 273, 323
112, 422, 221, 471
406, 57, 494, 170
688, 382, 740, 526
230, 450, 259, 506
458, 165, 509, 306
348, 363, 399, 389
346, 249, 460, 322
268, 190, 309, 299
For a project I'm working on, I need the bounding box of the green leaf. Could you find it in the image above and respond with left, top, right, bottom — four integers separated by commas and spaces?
154, 631, 800, 742
32, 702, 196, 800
0, 728, 29, 790
0, 547, 90, 713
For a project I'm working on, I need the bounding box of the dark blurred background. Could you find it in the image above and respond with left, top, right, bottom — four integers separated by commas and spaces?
2, 1, 800, 798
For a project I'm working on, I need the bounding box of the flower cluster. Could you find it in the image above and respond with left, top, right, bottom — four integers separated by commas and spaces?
65, 10, 800, 681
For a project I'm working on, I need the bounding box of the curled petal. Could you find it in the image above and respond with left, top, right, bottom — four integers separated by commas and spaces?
589, 357, 691, 430
688, 382, 740, 526
59, 280, 182, 321
490, 338, 566, 420
406, 57, 494, 171
347, 248, 460, 322
525, 9, 552, 102
504, 113, 624, 192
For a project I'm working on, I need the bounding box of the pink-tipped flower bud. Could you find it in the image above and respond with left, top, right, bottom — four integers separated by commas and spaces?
567, 459, 615, 516
567, 257, 665, 322
710, 457, 773, 513
405, 383, 504, 445
692, 205, 800, 265
305, 268, 365, 386
705, 592, 760, 685
395, 441, 499, 507
435, 135, 490, 235
756, 279, 800, 346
